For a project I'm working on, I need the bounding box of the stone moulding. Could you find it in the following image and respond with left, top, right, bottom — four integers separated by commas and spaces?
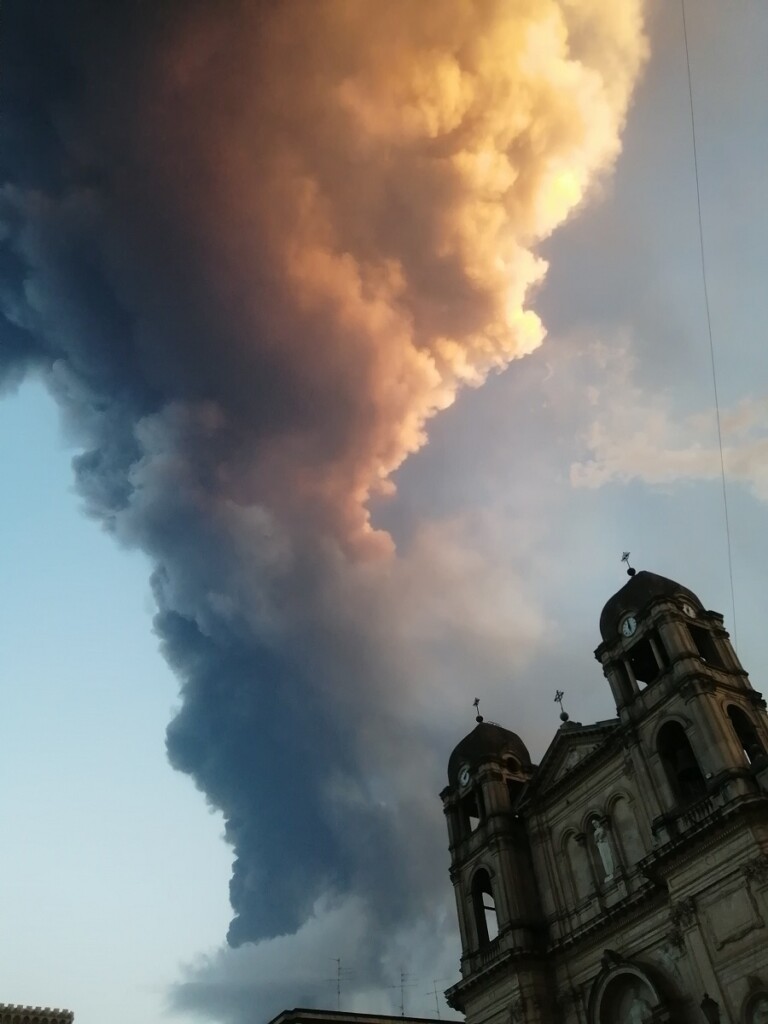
742, 854, 768, 884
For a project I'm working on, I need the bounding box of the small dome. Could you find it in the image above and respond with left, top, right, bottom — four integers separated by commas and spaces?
448, 720, 531, 785
599, 570, 702, 641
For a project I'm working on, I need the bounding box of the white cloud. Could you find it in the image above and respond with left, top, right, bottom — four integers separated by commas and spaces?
569, 344, 768, 501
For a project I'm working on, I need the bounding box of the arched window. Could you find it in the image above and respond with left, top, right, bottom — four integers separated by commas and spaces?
471, 869, 499, 945
728, 705, 766, 765
657, 721, 706, 804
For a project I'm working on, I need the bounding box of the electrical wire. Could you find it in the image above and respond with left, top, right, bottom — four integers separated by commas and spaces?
681, 0, 738, 648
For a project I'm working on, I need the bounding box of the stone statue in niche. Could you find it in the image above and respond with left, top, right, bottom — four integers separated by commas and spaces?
625, 994, 653, 1024
593, 818, 615, 881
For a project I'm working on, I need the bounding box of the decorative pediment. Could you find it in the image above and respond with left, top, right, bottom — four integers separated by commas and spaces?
554, 742, 600, 782
527, 720, 619, 799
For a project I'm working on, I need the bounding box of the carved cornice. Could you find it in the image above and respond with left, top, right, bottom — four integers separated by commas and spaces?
547, 882, 665, 955
680, 677, 717, 701
642, 792, 768, 877
747, 689, 768, 710
445, 942, 549, 1008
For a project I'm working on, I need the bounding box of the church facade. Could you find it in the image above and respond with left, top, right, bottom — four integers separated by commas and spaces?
442, 570, 768, 1024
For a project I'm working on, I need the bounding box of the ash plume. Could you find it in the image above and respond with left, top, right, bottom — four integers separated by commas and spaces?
0, 0, 647, 1015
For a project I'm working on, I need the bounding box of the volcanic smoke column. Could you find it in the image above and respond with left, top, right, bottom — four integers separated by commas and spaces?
0, 0, 647, 955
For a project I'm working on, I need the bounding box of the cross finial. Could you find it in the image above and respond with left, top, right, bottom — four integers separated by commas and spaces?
554, 689, 569, 722
473, 697, 483, 723
621, 551, 636, 577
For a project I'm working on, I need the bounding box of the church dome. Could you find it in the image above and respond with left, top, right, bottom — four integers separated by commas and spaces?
448, 720, 531, 785
599, 570, 702, 641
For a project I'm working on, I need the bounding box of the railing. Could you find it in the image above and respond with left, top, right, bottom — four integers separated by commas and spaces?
478, 935, 501, 965
677, 793, 715, 831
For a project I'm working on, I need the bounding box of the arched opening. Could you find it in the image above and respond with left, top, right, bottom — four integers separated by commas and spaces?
728, 705, 766, 765
627, 630, 669, 687
688, 624, 724, 668
592, 970, 659, 1024
657, 721, 706, 804
471, 869, 499, 945
505, 756, 523, 807
744, 991, 768, 1024
461, 787, 484, 834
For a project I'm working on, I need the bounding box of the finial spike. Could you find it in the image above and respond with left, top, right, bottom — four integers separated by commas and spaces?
473, 697, 483, 723
621, 551, 636, 577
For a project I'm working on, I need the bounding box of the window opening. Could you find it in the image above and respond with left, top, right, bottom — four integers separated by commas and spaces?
472, 870, 498, 945
689, 624, 724, 668
658, 721, 706, 803
613, 659, 636, 703
507, 778, 523, 807
628, 633, 664, 686
461, 789, 484, 834
653, 631, 670, 667
728, 705, 765, 765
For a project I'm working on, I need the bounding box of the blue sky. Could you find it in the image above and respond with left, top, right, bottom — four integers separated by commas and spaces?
1, 3, 768, 1024
0, 383, 232, 1019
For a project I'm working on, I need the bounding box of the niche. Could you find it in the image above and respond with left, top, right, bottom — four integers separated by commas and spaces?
611, 796, 646, 866
566, 833, 592, 902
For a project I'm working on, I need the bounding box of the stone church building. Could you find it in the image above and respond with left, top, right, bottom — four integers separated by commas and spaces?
442, 569, 768, 1024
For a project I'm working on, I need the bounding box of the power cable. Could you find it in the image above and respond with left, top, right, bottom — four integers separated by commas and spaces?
681, 0, 738, 648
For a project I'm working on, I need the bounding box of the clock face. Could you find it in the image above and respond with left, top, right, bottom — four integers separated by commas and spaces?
458, 765, 471, 787
681, 602, 697, 618
620, 615, 638, 638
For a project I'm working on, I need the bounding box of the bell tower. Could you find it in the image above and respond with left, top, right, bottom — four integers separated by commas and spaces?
441, 715, 550, 1023
594, 568, 768, 835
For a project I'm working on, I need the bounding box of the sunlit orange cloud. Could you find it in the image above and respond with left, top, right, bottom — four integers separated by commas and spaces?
124, 0, 648, 555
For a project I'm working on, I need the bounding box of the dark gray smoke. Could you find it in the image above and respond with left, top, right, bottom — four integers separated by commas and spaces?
0, 0, 646, 1015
